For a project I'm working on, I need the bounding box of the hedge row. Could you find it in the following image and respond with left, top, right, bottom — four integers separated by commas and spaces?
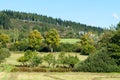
11, 67, 73, 72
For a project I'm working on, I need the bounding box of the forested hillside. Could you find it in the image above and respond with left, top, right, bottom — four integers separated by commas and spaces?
0, 10, 103, 38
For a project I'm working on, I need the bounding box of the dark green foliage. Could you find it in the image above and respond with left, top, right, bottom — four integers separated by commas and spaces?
109, 30, 120, 46
107, 30, 120, 66
39, 42, 50, 52
116, 22, 120, 30
0, 10, 103, 38
0, 12, 11, 29
110, 52, 120, 65
0, 48, 11, 63
107, 44, 120, 53
74, 49, 120, 72
81, 44, 96, 55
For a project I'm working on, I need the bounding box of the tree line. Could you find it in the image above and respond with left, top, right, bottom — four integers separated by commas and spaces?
0, 10, 103, 36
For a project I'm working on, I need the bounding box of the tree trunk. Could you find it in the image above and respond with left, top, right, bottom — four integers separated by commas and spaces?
50, 48, 53, 53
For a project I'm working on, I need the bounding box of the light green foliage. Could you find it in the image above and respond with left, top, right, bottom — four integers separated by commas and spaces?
29, 55, 42, 67
17, 50, 42, 67
28, 30, 42, 51
81, 44, 96, 55
0, 33, 10, 48
80, 32, 94, 45
43, 53, 56, 67
79, 32, 96, 55
60, 39, 79, 44
0, 48, 11, 64
45, 29, 60, 52
66, 55, 79, 68
58, 52, 67, 66
58, 52, 79, 68
17, 56, 28, 65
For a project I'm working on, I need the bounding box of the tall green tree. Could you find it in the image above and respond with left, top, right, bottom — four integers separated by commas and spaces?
44, 29, 60, 52
28, 30, 42, 51
0, 12, 11, 29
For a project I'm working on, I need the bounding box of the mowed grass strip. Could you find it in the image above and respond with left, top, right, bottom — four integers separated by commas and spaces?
1, 72, 120, 80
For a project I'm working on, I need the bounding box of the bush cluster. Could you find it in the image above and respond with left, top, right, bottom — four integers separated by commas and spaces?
0, 48, 11, 64
74, 49, 120, 72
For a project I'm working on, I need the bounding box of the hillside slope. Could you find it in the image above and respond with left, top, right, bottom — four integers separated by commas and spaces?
0, 10, 104, 38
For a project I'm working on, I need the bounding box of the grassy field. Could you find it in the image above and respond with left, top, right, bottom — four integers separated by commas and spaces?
0, 72, 120, 80
60, 39, 79, 44
4, 52, 87, 65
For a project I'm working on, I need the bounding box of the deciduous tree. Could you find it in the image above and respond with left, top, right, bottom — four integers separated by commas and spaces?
44, 29, 60, 52
28, 30, 42, 51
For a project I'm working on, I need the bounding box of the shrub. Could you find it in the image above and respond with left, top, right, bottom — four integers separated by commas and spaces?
107, 43, 120, 53
0, 48, 11, 64
17, 50, 42, 67
11, 40, 29, 51
58, 52, 79, 68
81, 44, 96, 55
57, 52, 67, 67
43, 54, 57, 67
17, 56, 28, 65
29, 55, 42, 67
74, 49, 120, 72
66, 55, 79, 68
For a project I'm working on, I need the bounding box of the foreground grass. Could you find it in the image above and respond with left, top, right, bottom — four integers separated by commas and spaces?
1, 52, 120, 80
0, 72, 120, 80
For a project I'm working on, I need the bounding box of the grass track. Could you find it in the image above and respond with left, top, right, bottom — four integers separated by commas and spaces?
0, 72, 120, 80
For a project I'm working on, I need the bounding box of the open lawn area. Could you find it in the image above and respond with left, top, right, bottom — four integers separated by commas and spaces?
0, 72, 120, 80
60, 39, 79, 44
